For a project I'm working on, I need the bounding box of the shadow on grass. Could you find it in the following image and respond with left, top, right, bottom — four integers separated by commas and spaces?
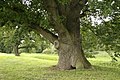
41, 63, 120, 80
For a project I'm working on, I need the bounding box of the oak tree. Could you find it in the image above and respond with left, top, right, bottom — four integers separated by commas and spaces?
0, 0, 91, 70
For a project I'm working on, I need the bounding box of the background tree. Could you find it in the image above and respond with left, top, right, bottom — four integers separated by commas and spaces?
19, 31, 50, 53
0, 26, 50, 55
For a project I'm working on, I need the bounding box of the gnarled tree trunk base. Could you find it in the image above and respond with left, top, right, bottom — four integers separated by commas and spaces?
55, 40, 91, 70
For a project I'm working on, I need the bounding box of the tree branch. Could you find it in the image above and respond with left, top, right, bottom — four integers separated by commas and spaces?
42, 0, 69, 35
30, 24, 58, 44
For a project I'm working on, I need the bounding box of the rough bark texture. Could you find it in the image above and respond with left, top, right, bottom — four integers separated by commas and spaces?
57, 26, 91, 70
39, 0, 91, 70
31, 25, 58, 44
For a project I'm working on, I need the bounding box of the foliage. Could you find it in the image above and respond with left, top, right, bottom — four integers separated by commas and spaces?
0, 0, 48, 29
0, 0, 55, 53
0, 27, 14, 53
80, 0, 120, 60
87, 0, 120, 52
19, 31, 51, 53
0, 26, 50, 53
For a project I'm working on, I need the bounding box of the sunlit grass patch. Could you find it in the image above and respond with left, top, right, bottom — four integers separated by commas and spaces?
21, 53, 58, 61
0, 53, 120, 80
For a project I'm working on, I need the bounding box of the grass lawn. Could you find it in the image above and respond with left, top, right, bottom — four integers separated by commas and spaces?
0, 52, 120, 80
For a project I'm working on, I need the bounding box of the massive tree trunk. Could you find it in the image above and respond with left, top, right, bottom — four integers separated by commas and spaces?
56, 23, 91, 70
37, 0, 91, 70
33, 23, 92, 70
57, 39, 91, 70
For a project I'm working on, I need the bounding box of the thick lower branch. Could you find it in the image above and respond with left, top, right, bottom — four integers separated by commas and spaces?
30, 25, 58, 44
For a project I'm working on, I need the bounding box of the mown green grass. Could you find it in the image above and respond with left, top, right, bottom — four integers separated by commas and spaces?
0, 53, 120, 80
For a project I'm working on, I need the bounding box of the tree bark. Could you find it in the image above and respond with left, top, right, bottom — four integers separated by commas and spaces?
14, 44, 20, 56
29, 24, 58, 44
41, 0, 91, 70
56, 26, 91, 70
